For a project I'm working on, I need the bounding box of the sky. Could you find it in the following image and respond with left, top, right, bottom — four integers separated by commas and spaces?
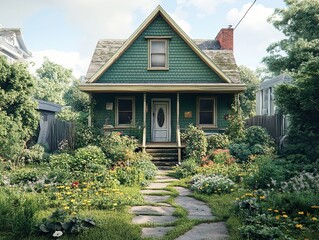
0, 0, 286, 78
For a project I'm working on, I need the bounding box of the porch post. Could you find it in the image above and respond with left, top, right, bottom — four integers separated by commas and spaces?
88, 93, 92, 127
177, 93, 182, 164
142, 93, 147, 151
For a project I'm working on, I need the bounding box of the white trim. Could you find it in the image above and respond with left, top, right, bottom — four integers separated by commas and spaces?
151, 98, 171, 142
115, 97, 135, 128
197, 97, 217, 128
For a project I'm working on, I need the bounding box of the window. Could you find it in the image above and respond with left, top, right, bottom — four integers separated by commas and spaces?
149, 39, 168, 69
197, 98, 216, 127
116, 97, 135, 127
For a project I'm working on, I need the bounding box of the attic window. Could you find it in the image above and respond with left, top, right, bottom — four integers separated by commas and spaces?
148, 39, 168, 70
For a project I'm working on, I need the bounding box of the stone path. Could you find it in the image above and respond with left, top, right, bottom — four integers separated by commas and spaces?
130, 170, 229, 239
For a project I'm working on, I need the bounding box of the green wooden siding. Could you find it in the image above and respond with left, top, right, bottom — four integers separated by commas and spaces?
92, 93, 234, 142
97, 15, 224, 84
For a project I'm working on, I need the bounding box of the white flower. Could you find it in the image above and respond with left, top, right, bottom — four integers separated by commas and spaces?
53, 231, 63, 238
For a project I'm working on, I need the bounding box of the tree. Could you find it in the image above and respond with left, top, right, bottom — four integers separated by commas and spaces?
238, 66, 260, 118
35, 57, 74, 105
0, 56, 39, 160
263, 0, 319, 160
263, 0, 319, 74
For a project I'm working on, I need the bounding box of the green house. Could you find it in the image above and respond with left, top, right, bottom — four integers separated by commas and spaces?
80, 6, 245, 164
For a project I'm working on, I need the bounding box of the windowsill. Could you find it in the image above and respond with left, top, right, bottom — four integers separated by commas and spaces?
114, 125, 133, 129
197, 125, 218, 129
147, 67, 169, 71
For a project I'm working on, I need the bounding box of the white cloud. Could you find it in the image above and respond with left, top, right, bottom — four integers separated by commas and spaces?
29, 50, 90, 78
169, 7, 192, 35
178, 0, 235, 15
226, 3, 284, 69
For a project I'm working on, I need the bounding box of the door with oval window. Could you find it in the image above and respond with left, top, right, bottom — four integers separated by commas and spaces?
152, 101, 170, 142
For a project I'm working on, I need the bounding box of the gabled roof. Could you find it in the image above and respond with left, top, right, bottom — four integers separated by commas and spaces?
87, 5, 238, 84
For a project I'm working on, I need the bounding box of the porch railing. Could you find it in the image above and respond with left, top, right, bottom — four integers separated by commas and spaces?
177, 126, 182, 164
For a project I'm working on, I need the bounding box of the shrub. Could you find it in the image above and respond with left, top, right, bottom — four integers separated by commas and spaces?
210, 149, 234, 164
114, 165, 144, 186
74, 125, 101, 149
191, 174, 235, 194
244, 155, 285, 189
49, 153, 73, 171
280, 171, 319, 193
21, 144, 45, 164
244, 126, 272, 147
99, 133, 138, 163
229, 143, 252, 163
73, 145, 111, 172
174, 157, 199, 178
130, 153, 157, 180
0, 188, 40, 238
207, 134, 230, 150
10, 168, 39, 185
182, 125, 207, 160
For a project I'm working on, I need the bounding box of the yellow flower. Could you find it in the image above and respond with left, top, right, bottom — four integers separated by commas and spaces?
66, 191, 72, 195
274, 210, 279, 213
71, 212, 77, 215
275, 215, 280, 220
259, 196, 266, 200
65, 186, 70, 190
267, 208, 272, 211
298, 211, 304, 215
311, 205, 319, 209
70, 199, 76, 203
282, 214, 288, 218
295, 224, 303, 229
245, 193, 253, 197
64, 206, 69, 210
312, 217, 318, 221
83, 188, 88, 191
113, 203, 118, 206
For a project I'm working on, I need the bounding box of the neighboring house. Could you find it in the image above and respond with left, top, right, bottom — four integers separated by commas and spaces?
256, 75, 292, 116
0, 27, 31, 62
80, 6, 245, 163
37, 100, 62, 149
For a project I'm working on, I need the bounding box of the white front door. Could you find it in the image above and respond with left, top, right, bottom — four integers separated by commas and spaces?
152, 100, 171, 142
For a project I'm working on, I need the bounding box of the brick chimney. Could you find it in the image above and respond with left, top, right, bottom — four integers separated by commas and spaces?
215, 28, 233, 50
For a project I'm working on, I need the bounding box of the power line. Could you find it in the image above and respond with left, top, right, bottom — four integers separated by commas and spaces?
234, 0, 257, 30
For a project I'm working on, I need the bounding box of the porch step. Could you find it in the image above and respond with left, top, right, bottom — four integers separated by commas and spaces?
145, 146, 178, 167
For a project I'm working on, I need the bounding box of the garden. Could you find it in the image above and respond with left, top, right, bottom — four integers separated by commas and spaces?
173, 124, 319, 240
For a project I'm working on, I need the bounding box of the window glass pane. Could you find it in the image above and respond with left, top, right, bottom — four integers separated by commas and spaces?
151, 54, 165, 67
151, 41, 165, 53
200, 99, 214, 111
199, 112, 213, 124
118, 99, 132, 112
118, 112, 132, 124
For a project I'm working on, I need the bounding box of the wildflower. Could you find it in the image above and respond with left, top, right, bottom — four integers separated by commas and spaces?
311, 206, 319, 209
83, 188, 88, 191
275, 215, 280, 220
274, 210, 279, 213
70, 199, 76, 203
311, 217, 318, 221
282, 214, 288, 218
295, 224, 303, 229
259, 196, 266, 200
65, 186, 70, 190
245, 193, 253, 197
66, 191, 72, 195
71, 181, 79, 187
267, 208, 272, 211
64, 206, 69, 210
71, 212, 77, 215
298, 211, 304, 215
53, 231, 63, 238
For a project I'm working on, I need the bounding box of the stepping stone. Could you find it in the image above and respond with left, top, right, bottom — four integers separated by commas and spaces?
175, 196, 214, 220
174, 187, 192, 196
131, 206, 175, 216
175, 222, 229, 240
156, 170, 173, 175
142, 227, 174, 238
154, 178, 176, 183
146, 182, 170, 189
132, 215, 177, 224
155, 175, 177, 180
143, 195, 170, 203
141, 189, 171, 194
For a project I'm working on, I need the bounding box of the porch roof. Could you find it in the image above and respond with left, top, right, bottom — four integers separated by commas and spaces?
79, 83, 246, 93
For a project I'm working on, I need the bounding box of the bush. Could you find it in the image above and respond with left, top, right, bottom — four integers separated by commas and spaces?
244, 155, 285, 189
207, 134, 230, 151
130, 153, 157, 180
21, 144, 45, 164
244, 126, 272, 147
229, 143, 252, 163
74, 125, 101, 149
182, 125, 207, 160
49, 153, 73, 172
10, 168, 39, 185
99, 133, 138, 163
280, 171, 319, 193
191, 174, 235, 194
174, 157, 199, 178
0, 188, 40, 238
73, 145, 111, 172
210, 149, 234, 164
114, 165, 144, 186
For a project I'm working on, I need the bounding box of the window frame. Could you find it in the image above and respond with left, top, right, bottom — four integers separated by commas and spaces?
115, 97, 135, 128
148, 39, 169, 70
196, 97, 217, 128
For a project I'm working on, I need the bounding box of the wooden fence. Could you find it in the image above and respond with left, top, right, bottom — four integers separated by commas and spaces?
245, 114, 284, 143
47, 118, 74, 152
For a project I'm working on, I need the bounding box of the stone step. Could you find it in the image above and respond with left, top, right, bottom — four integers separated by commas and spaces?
146, 148, 177, 153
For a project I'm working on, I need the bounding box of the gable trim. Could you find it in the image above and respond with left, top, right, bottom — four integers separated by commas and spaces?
88, 5, 232, 84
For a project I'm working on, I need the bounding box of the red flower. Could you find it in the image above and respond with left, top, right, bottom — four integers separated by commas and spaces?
71, 181, 79, 188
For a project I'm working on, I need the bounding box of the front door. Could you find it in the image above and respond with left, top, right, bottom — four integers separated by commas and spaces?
152, 100, 171, 142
